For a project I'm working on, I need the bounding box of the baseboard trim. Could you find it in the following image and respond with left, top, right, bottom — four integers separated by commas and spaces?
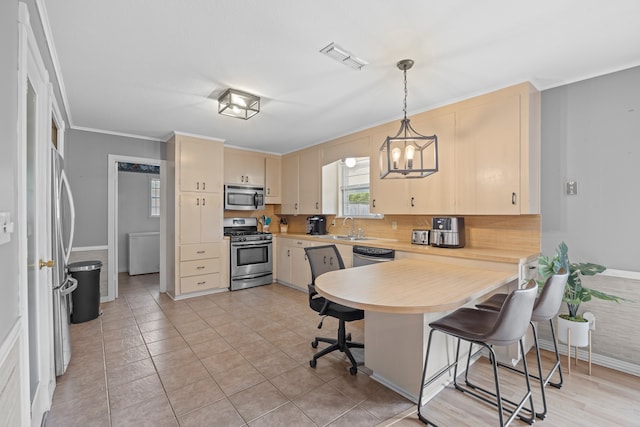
538, 338, 640, 377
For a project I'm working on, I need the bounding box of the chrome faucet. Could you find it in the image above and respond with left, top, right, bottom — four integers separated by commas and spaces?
342, 216, 355, 237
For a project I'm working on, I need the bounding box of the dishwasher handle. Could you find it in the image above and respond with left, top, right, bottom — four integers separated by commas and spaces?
353, 253, 394, 263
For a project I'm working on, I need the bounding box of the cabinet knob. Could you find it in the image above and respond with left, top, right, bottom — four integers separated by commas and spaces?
287, 249, 290, 257
202, 198, 206, 206
372, 199, 376, 208
196, 198, 200, 206
410, 197, 415, 207
315, 202, 319, 210
202, 182, 206, 190
295, 203, 298, 210
196, 182, 200, 190
267, 188, 271, 195
512, 192, 517, 205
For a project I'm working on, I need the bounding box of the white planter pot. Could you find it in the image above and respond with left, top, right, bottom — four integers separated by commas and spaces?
557, 315, 590, 347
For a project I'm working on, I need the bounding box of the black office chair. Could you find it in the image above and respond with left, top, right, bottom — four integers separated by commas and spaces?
476, 270, 569, 419
418, 280, 538, 427
304, 245, 364, 375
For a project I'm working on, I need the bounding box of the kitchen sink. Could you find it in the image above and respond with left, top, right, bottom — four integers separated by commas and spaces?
317, 235, 374, 241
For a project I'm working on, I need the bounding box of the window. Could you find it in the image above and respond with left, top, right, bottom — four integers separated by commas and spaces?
322, 157, 382, 218
340, 157, 371, 217
149, 177, 160, 217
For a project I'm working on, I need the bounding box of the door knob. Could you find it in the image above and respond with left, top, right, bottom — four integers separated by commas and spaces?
39, 259, 55, 269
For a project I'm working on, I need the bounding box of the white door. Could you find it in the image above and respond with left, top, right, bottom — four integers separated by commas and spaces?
20, 6, 55, 425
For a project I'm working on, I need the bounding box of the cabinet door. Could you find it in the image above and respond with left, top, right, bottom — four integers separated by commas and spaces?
199, 192, 222, 243
179, 193, 202, 245
224, 150, 265, 185
180, 136, 223, 192
276, 241, 292, 284
265, 156, 281, 203
408, 112, 456, 214
456, 95, 521, 214
370, 130, 411, 214
298, 150, 321, 213
281, 154, 299, 214
291, 246, 312, 290
179, 193, 221, 244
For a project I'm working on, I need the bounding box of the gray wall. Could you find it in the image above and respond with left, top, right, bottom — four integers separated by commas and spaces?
66, 129, 164, 247
541, 66, 640, 271
540, 66, 640, 368
118, 171, 160, 271
0, 0, 19, 344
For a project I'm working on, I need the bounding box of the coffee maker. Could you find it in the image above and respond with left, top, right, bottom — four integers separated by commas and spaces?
430, 217, 465, 248
306, 215, 327, 235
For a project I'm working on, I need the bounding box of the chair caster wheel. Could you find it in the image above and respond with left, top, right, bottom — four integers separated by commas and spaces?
346, 333, 352, 341
311, 340, 318, 348
349, 366, 358, 375
310, 359, 317, 368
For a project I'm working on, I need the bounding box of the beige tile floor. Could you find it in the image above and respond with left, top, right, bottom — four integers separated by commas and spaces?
45, 274, 414, 426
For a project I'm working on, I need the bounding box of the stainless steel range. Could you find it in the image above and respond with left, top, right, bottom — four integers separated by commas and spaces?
224, 217, 273, 291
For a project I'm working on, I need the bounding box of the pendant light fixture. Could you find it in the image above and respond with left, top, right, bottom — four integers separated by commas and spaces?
379, 59, 438, 178
218, 88, 260, 120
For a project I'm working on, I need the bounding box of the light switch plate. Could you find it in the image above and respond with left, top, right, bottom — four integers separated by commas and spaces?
566, 181, 578, 195
0, 211, 14, 245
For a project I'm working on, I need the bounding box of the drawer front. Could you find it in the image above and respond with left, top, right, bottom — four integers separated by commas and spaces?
180, 273, 221, 293
180, 258, 219, 277
180, 243, 221, 261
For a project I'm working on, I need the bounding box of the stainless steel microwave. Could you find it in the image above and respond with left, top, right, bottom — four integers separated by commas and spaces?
224, 184, 265, 211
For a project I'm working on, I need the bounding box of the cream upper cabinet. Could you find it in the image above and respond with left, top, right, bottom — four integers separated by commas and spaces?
180, 135, 223, 192
281, 154, 299, 214
298, 149, 322, 213
455, 84, 539, 215
265, 155, 281, 203
370, 112, 456, 215
281, 149, 321, 214
223, 148, 265, 186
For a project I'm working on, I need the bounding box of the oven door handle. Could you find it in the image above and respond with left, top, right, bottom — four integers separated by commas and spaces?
232, 241, 272, 248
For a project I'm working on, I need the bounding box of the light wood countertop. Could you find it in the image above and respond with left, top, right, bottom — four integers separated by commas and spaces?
314, 258, 518, 314
274, 233, 538, 265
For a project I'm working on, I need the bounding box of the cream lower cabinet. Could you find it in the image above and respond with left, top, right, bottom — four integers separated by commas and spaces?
179, 243, 224, 293
275, 237, 315, 291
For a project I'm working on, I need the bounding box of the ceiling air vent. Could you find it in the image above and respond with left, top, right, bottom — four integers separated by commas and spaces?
319, 42, 367, 70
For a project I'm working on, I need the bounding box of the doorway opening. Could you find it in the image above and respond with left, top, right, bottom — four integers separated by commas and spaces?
107, 155, 165, 301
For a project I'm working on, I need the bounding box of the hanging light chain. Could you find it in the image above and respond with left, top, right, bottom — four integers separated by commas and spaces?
403, 67, 408, 120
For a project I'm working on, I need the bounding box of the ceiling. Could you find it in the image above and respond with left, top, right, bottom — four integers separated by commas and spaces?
42, 0, 640, 154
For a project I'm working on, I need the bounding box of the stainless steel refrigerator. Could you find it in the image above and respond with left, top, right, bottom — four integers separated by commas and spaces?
51, 148, 77, 376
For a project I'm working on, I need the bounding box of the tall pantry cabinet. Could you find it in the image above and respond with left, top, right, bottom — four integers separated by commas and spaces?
165, 133, 227, 299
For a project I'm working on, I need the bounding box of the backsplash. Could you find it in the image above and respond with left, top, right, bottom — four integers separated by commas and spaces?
273, 211, 540, 253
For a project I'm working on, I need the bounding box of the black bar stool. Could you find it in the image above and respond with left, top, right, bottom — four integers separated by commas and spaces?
418, 280, 538, 427
476, 270, 569, 419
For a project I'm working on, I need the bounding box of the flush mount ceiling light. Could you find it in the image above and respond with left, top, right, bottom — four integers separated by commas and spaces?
218, 88, 260, 120
379, 59, 438, 179
320, 42, 368, 70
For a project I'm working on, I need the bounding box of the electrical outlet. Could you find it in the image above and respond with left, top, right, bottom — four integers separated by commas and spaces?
331, 220, 336, 227
391, 221, 398, 230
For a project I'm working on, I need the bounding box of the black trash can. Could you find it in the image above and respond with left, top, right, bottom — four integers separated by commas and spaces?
69, 261, 103, 323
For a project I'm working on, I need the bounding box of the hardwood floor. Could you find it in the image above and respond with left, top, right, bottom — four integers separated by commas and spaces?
396, 350, 640, 426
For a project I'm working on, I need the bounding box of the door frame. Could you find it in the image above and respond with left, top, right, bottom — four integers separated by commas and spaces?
107, 155, 165, 300
17, 3, 55, 425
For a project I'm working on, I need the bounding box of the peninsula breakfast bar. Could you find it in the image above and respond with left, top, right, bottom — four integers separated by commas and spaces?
314, 258, 520, 402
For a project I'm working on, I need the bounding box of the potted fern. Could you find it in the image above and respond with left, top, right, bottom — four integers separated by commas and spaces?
538, 242, 624, 346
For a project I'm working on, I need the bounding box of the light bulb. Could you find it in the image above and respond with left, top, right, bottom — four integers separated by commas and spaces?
405, 145, 415, 169
344, 157, 356, 168
391, 147, 401, 169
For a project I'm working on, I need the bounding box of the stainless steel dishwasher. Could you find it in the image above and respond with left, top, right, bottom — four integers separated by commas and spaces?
352, 245, 395, 266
